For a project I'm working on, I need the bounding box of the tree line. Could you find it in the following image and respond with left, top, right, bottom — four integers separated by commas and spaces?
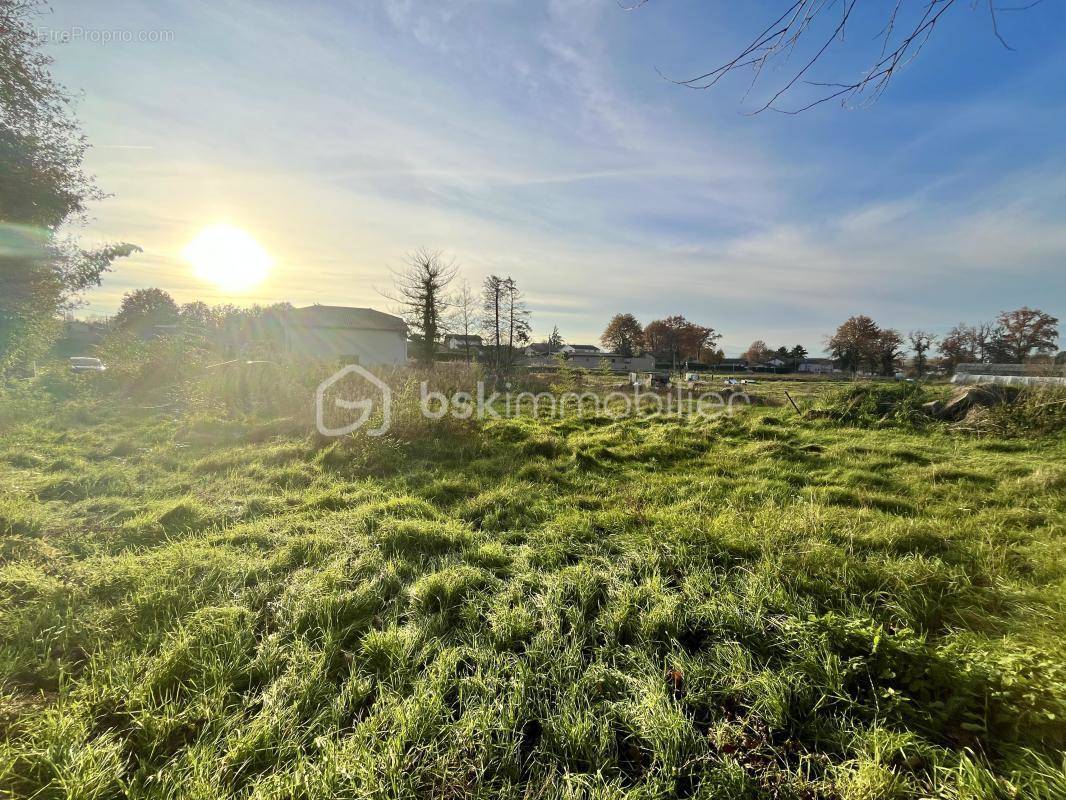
821, 308, 1060, 377
385, 249, 531, 372
600, 313, 721, 368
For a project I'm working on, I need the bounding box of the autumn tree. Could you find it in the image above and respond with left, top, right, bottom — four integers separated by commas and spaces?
644, 315, 718, 371
826, 315, 900, 375
994, 307, 1059, 362
939, 323, 979, 370
600, 313, 643, 357
742, 340, 772, 365
875, 328, 905, 376
386, 249, 457, 366
907, 330, 936, 376
690, 325, 722, 363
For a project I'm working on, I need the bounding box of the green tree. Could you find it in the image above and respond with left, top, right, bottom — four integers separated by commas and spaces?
546, 326, 564, 356
826, 316, 879, 373
1, 0, 138, 368
112, 288, 179, 336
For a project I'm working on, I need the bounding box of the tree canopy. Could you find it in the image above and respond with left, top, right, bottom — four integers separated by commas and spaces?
1, 0, 138, 369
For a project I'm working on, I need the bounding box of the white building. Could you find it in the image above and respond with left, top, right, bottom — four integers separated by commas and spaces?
444, 334, 483, 351
279, 305, 407, 365
564, 351, 657, 373
798, 358, 836, 374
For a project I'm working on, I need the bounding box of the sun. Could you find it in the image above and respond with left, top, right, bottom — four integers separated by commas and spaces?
183, 224, 273, 292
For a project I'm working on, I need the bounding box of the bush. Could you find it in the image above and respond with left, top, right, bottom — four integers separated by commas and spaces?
811, 381, 935, 427
963, 386, 1066, 438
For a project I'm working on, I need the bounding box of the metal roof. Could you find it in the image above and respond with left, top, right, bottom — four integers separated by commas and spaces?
283, 305, 407, 332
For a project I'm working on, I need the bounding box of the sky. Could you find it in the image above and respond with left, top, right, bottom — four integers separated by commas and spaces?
37, 0, 1066, 356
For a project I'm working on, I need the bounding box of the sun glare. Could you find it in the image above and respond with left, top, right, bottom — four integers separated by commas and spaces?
183, 224, 273, 292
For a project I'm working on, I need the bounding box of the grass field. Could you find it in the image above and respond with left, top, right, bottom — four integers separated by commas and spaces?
1, 382, 1064, 799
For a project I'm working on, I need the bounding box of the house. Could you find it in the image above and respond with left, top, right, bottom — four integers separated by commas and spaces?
759, 357, 788, 369
561, 344, 603, 354
798, 358, 836, 374
278, 305, 407, 365
444, 334, 483, 351
524, 343, 558, 358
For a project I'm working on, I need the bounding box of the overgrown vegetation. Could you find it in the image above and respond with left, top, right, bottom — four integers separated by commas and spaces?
0, 376, 1063, 799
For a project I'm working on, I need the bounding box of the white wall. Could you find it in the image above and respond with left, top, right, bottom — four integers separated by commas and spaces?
567, 353, 656, 373
284, 327, 407, 366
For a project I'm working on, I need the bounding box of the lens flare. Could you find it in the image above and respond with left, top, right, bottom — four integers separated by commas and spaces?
183, 224, 273, 292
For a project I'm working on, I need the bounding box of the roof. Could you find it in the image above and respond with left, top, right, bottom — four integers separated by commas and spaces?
567, 344, 602, 352
446, 334, 483, 341
283, 305, 406, 333
526, 342, 560, 355
591, 351, 652, 359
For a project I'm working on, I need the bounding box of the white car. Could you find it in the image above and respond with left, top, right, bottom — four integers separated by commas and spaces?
69, 357, 106, 374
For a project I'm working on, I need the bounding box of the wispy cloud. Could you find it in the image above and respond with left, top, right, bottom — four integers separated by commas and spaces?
41, 0, 1066, 352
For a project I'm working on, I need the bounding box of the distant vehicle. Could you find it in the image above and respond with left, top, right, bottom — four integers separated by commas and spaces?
69, 357, 106, 374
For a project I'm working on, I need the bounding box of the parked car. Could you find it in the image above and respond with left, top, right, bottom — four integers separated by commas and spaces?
69, 357, 106, 374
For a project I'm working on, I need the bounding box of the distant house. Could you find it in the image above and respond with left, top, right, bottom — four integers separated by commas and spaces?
754, 358, 788, 375
525, 342, 603, 358
278, 305, 407, 365
798, 358, 836, 374
444, 334, 483, 351
523, 342, 571, 362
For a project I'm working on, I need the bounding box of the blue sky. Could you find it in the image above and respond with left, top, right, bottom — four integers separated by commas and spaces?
41, 0, 1066, 355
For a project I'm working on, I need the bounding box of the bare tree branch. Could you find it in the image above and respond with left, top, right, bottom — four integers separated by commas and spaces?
631, 0, 1042, 113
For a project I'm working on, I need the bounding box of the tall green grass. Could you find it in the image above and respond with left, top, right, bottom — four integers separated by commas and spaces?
0, 382, 1063, 798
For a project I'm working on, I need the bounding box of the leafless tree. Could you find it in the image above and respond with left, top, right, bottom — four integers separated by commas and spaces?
622, 0, 1043, 113
449, 279, 478, 364
503, 277, 532, 369
481, 275, 505, 374
382, 249, 457, 366
481, 275, 531, 374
